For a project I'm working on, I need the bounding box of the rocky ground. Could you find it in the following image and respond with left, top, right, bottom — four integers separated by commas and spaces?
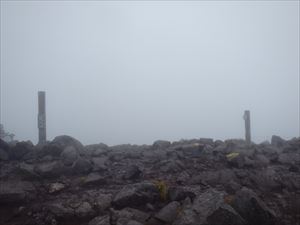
0, 135, 299, 225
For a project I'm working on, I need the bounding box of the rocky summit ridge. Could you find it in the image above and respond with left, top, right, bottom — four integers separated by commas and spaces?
0, 135, 299, 225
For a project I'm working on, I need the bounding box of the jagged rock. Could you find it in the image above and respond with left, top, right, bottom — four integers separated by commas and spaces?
85, 143, 109, 157
168, 187, 197, 202
152, 140, 171, 150
45, 201, 74, 218
81, 173, 107, 186
48, 182, 66, 194
0, 180, 35, 203
190, 170, 236, 187
176, 171, 190, 184
60, 146, 79, 166
92, 157, 109, 171
154, 201, 180, 223
75, 201, 95, 218
157, 160, 185, 173
34, 161, 66, 178
123, 165, 142, 180
271, 135, 286, 147
15, 162, 40, 180
72, 157, 92, 174
51, 135, 84, 152
289, 164, 299, 172
88, 215, 110, 225
93, 193, 112, 212
224, 181, 241, 194
227, 152, 247, 168
39, 135, 84, 158
174, 189, 246, 225
112, 182, 160, 209
231, 187, 277, 225
9, 141, 34, 160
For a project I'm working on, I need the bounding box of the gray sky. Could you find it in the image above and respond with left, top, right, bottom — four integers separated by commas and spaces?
1, 1, 299, 145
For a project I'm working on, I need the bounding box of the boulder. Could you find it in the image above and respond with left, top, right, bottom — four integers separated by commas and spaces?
154, 201, 180, 223
168, 186, 197, 202
81, 173, 107, 186
157, 160, 185, 173
123, 165, 142, 180
75, 201, 95, 218
9, 141, 34, 160
45, 201, 74, 218
231, 187, 277, 225
92, 157, 109, 171
34, 161, 66, 178
271, 135, 286, 147
88, 215, 110, 225
48, 182, 66, 194
174, 189, 246, 225
72, 157, 92, 174
39, 135, 84, 158
14, 163, 40, 180
93, 193, 112, 212
112, 182, 160, 209
152, 140, 171, 150
60, 146, 79, 166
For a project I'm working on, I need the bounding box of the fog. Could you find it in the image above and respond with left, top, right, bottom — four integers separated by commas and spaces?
0, 1, 299, 145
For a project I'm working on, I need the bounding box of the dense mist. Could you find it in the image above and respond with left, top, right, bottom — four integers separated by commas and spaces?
1, 1, 299, 145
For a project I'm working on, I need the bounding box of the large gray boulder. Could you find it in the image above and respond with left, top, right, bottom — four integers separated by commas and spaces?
231, 187, 277, 225
81, 173, 107, 186
60, 146, 79, 166
154, 201, 181, 224
92, 157, 109, 171
174, 189, 246, 225
271, 135, 286, 147
38, 135, 84, 158
112, 182, 160, 209
88, 215, 110, 225
72, 157, 92, 174
9, 141, 34, 160
34, 161, 66, 178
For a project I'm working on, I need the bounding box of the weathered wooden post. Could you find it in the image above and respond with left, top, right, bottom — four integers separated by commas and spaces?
38, 91, 46, 144
243, 110, 251, 145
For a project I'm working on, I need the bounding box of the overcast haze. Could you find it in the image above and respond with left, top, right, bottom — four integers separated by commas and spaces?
0, 1, 299, 145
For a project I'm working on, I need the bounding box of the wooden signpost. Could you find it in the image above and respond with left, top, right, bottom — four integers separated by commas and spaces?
38, 91, 46, 144
243, 110, 251, 145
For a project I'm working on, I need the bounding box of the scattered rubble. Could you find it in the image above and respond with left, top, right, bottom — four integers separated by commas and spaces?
0, 135, 299, 225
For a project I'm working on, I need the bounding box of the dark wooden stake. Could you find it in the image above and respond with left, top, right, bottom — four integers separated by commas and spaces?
243, 110, 251, 145
38, 91, 46, 144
